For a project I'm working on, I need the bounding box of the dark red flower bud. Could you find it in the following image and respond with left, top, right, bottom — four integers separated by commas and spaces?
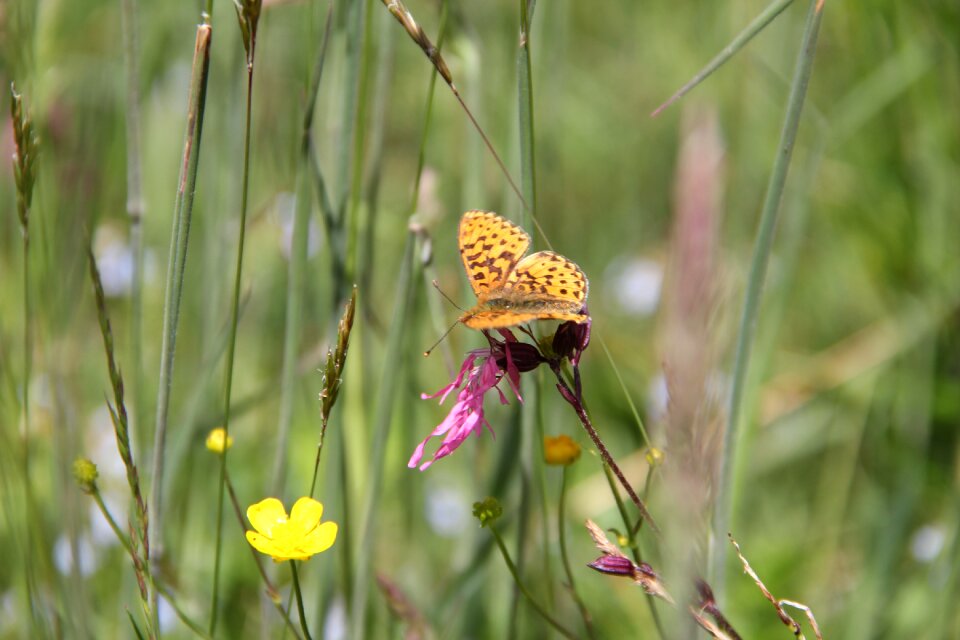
495, 341, 543, 373
588, 554, 636, 578
552, 313, 591, 366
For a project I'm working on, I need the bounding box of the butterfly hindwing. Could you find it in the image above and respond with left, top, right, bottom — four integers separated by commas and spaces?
463, 309, 586, 330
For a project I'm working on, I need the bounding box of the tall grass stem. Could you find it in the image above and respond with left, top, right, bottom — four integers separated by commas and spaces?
349, 231, 417, 636
211, 7, 260, 631
711, 0, 825, 597
149, 19, 212, 623
120, 0, 147, 464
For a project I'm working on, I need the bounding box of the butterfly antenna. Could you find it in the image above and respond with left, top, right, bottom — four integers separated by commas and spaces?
424, 318, 461, 357
432, 279, 464, 312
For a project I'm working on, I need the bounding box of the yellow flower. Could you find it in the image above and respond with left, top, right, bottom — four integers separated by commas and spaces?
544, 435, 581, 466
205, 427, 234, 453
245, 497, 338, 562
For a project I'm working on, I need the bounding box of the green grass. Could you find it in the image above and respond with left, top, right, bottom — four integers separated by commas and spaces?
2, 0, 959, 637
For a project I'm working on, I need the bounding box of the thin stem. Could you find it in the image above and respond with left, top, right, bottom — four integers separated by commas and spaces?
150, 19, 212, 622
221, 469, 303, 639
121, 0, 147, 466
89, 489, 209, 638
598, 336, 653, 446
290, 563, 314, 640
558, 468, 597, 639
210, 25, 257, 636
517, 0, 538, 223
350, 231, 417, 636
270, 147, 311, 495
651, 0, 796, 117
514, 21, 542, 633
552, 366, 660, 533
488, 524, 578, 640
378, 0, 528, 212
21, 214, 38, 634
712, 0, 825, 596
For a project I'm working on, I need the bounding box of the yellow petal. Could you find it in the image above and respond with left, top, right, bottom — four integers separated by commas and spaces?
247, 498, 288, 536
301, 521, 338, 555
289, 497, 324, 533
246, 531, 281, 558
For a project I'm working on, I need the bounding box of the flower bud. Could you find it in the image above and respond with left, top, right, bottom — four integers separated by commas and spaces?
495, 341, 543, 373
72, 458, 99, 494
552, 314, 591, 366
588, 554, 635, 578
205, 427, 234, 454
645, 447, 664, 467
472, 497, 503, 527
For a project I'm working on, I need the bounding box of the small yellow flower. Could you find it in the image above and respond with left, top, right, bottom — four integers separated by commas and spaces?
245, 497, 338, 562
205, 427, 234, 454
544, 435, 581, 466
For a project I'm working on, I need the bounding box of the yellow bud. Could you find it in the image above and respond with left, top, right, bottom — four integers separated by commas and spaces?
72, 458, 99, 494
205, 427, 234, 454
645, 447, 664, 467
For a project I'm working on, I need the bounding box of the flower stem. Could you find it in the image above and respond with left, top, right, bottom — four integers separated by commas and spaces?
290, 562, 313, 640
558, 468, 597, 639
211, 18, 258, 636
89, 488, 209, 637
552, 366, 660, 533
488, 523, 578, 640
712, 0, 826, 597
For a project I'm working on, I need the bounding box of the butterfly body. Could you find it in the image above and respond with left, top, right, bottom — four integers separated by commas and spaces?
457, 211, 588, 330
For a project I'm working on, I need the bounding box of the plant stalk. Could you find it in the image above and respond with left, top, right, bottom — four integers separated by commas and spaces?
712, 0, 825, 596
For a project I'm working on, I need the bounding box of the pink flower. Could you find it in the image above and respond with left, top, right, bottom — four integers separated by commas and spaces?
410, 334, 535, 470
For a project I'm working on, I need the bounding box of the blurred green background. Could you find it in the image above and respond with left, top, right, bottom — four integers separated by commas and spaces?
2, 0, 959, 637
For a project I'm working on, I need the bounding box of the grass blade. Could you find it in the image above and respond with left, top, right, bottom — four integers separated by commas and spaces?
711, 0, 826, 597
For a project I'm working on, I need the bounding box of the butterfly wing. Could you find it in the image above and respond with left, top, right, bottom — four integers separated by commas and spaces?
458, 211, 530, 298
504, 250, 589, 310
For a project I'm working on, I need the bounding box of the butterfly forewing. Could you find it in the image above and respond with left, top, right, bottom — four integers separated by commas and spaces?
459, 211, 530, 297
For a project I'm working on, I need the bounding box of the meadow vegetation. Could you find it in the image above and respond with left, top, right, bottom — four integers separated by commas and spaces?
1, 0, 958, 637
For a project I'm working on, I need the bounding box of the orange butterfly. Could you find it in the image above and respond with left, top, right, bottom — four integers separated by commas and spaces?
457, 211, 589, 329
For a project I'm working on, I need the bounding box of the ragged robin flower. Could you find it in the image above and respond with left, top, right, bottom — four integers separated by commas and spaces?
410, 330, 543, 470
245, 497, 338, 562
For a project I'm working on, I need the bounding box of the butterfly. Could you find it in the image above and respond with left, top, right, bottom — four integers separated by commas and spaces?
457, 210, 589, 329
